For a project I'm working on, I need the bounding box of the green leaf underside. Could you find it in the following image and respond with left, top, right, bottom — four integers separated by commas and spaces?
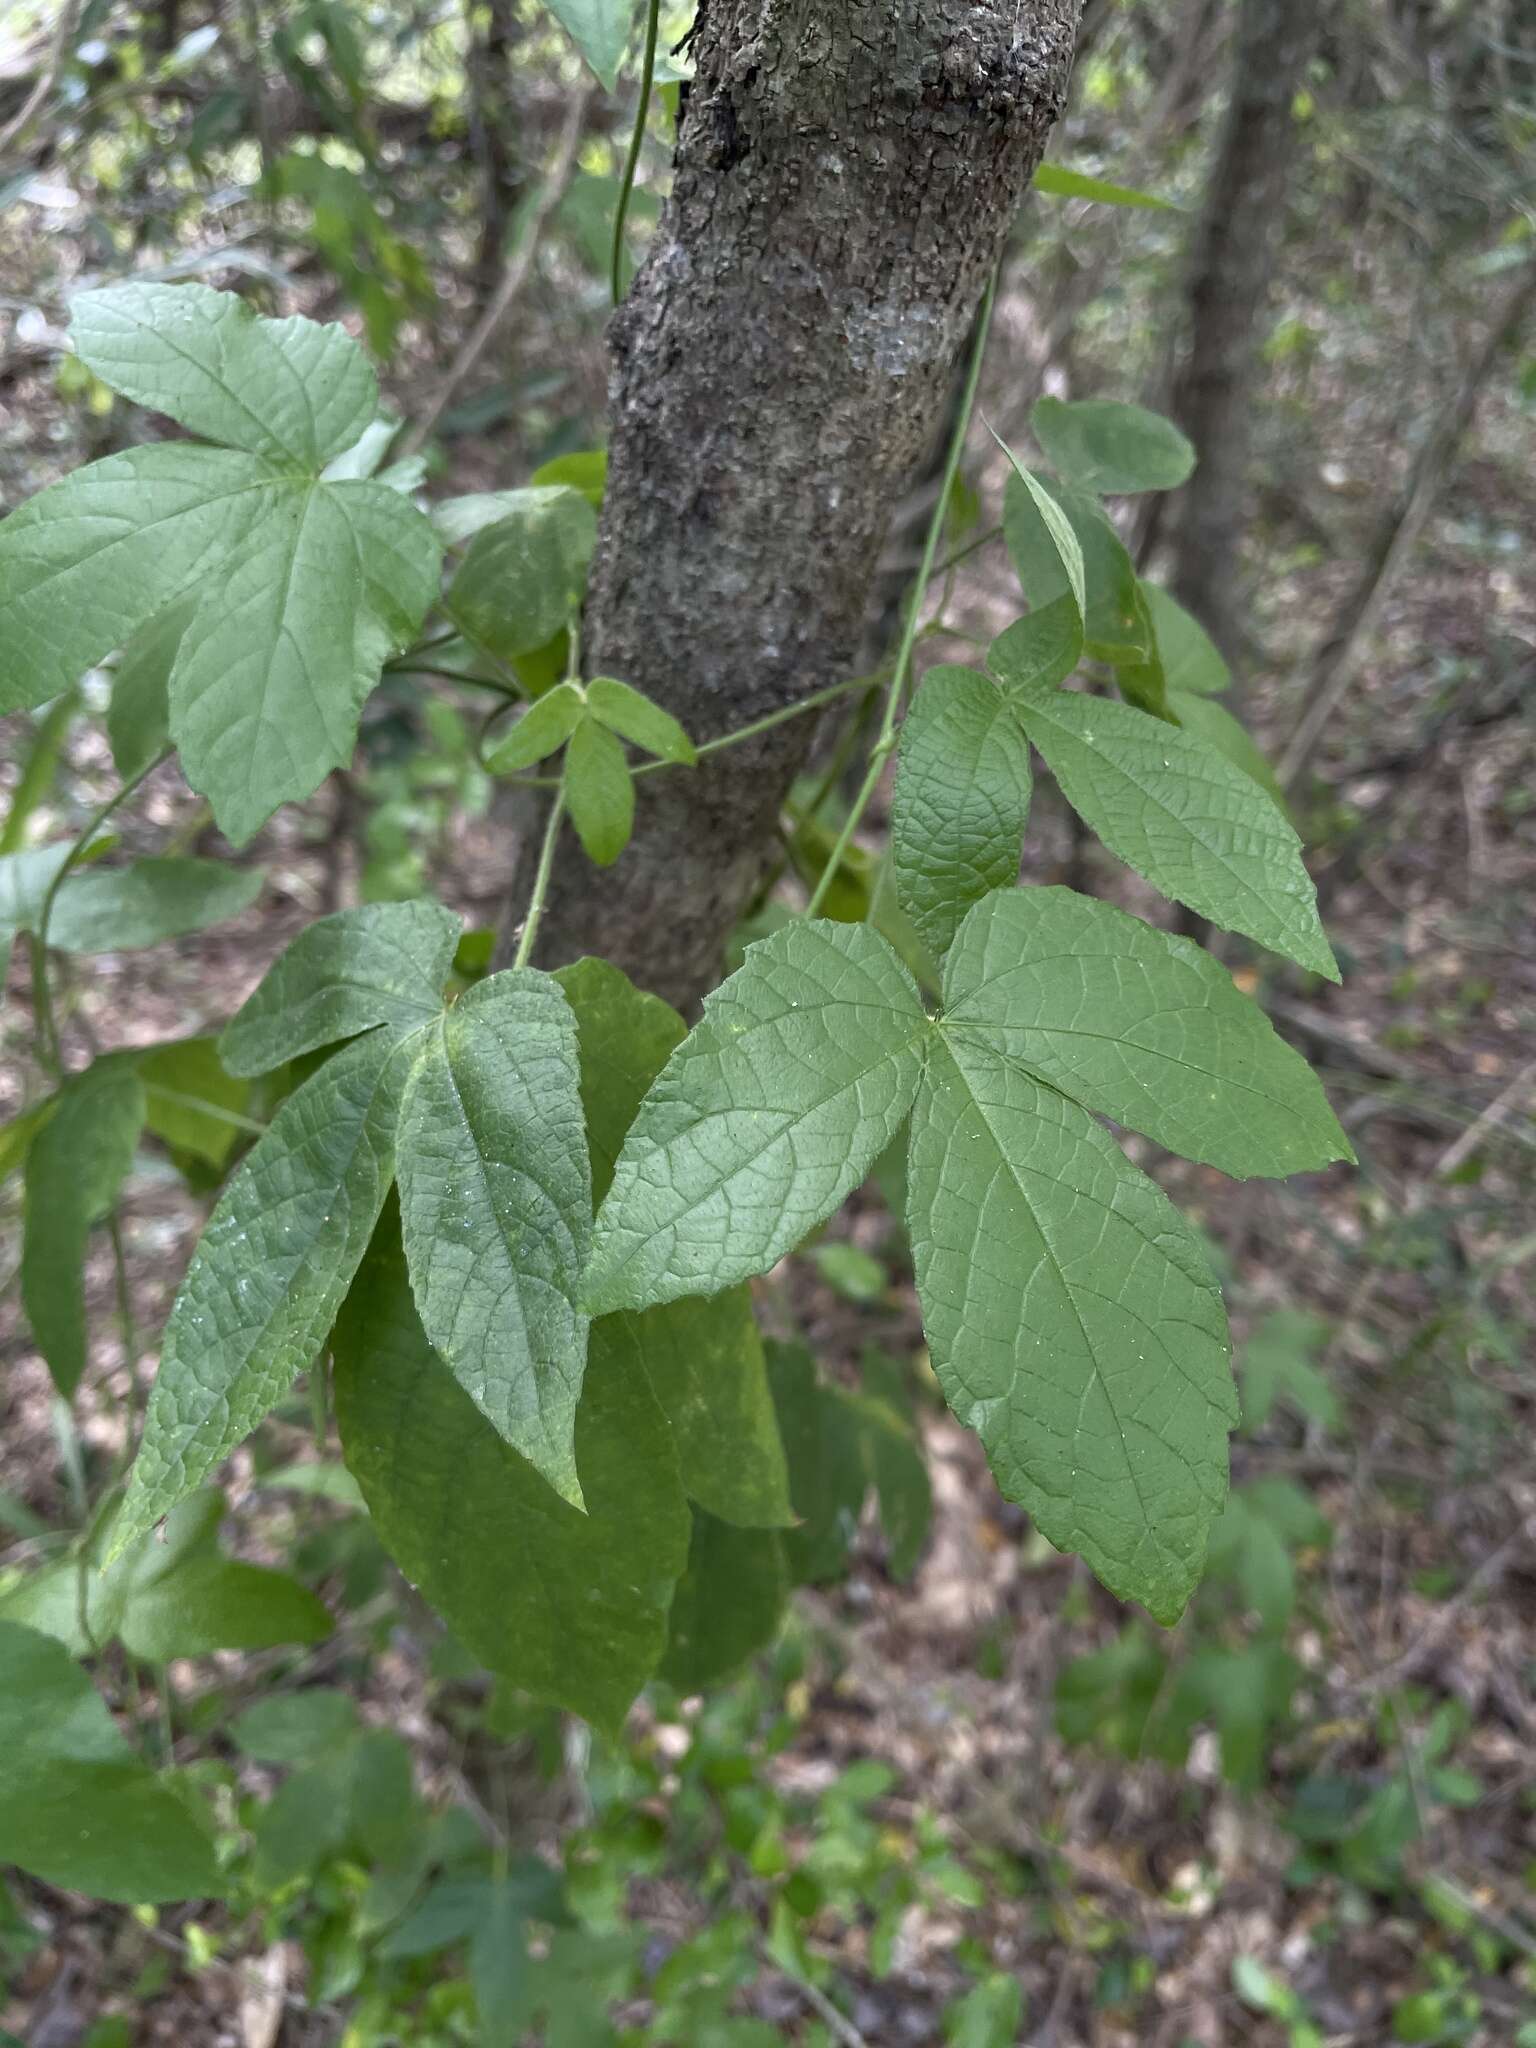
1143, 584, 1231, 697
333, 1218, 688, 1734
1009, 685, 1338, 979
0, 1621, 221, 1903
72, 281, 378, 469
582, 922, 928, 1315
115, 1028, 408, 1558
443, 487, 596, 661
943, 890, 1352, 1179
219, 899, 460, 1076
42, 858, 261, 952
660, 1510, 789, 1692
0, 1491, 329, 1662
908, 1033, 1235, 1623
107, 595, 190, 778
892, 666, 1033, 965
554, 956, 792, 1528
1033, 163, 1174, 209
1032, 398, 1196, 497
22, 1060, 145, 1397
545, 0, 634, 88
995, 456, 1087, 626
396, 971, 590, 1506
600, 1296, 793, 1529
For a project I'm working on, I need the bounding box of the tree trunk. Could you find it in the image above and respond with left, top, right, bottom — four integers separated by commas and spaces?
511, 0, 1081, 1011
1158, 0, 1322, 661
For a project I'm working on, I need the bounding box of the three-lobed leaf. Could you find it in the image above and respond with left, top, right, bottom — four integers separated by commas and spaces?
582, 921, 928, 1315
396, 970, 591, 1505
942, 889, 1353, 1179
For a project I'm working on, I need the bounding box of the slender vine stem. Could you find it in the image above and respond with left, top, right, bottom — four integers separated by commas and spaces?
804, 265, 999, 920
513, 781, 568, 970
610, 0, 662, 304
32, 746, 173, 1074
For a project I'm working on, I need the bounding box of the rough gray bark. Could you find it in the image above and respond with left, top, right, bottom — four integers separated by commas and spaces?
514, 0, 1081, 1010
1160, 0, 1323, 661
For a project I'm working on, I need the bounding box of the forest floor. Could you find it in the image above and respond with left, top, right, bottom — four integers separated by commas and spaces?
1, 247, 1533, 2047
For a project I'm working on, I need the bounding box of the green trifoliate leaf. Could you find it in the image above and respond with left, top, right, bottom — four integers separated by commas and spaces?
660, 1510, 789, 1692
219, 899, 460, 1077
443, 487, 596, 661
115, 1028, 409, 1558
583, 922, 929, 1315
1008, 685, 1339, 980
0, 1621, 221, 1903
544, 0, 635, 87
484, 681, 586, 776
170, 474, 440, 844
942, 889, 1354, 1179
107, 595, 189, 778
1142, 584, 1230, 696
41, 857, 262, 953
555, 955, 791, 1528
0, 1490, 330, 1662
565, 716, 635, 867
333, 1218, 688, 1734
1168, 689, 1285, 804
599, 1296, 793, 1528
1032, 397, 1196, 497
586, 677, 697, 765
22, 1057, 145, 1397
396, 970, 591, 1506
71, 281, 378, 467
907, 1033, 1235, 1623
892, 665, 1033, 964
554, 954, 686, 1202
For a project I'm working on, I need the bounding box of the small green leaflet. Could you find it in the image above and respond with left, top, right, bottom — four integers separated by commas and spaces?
891, 666, 1033, 965
219, 899, 460, 1076
443, 486, 596, 661
544, 0, 635, 88
0, 1621, 221, 1903
486, 681, 586, 775
942, 890, 1353, 1179
582, 921, 929, 1315
0, 285, 441, 843
555, 955, 792, 1529
114, 1027, 409, 1557
1032, 398, 1195, 497
660, 1511, 789, 1693
565, 715, 634, 867
396, 970, 591, 1506
22, 1057, 145, 1397
1005, 682, 1339, 979
908, 1034, 1235, 1623
334, 1217, 689, 1734
586, 677, 696, 765
0, 1490, 330, 1662
1033, 163, 1176, 209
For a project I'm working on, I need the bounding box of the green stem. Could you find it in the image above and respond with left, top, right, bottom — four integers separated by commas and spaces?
33, 747, 173, 1074
513, 782, 568, 970
804, 265, 999, 920
610, 0, 662, 304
